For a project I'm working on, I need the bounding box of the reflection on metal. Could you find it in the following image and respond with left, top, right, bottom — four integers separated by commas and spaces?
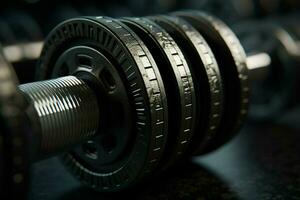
19, 76, 100, 161
246, 52, 271, 81
275, 28, 300, 58
3, 41, 44, 63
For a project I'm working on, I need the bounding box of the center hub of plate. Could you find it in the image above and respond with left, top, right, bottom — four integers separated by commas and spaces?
53, 45, 133, 167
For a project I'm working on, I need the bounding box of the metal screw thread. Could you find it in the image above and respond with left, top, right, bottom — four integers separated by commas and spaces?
19, 76, 99, 160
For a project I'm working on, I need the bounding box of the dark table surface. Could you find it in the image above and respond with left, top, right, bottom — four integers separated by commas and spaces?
29, 108, 300, 200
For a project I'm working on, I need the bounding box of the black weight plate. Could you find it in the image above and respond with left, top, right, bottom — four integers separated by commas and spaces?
121, 17, 196, 168
37, 16, 168, 191
0, 17, 17, 45
0, 48, 30, 199
175, 11, 249, 153
150, 15, 224, 155
52, 45, 135, 166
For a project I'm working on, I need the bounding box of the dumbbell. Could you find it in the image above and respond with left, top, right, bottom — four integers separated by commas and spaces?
0, 11, 291, 199
234, 17, 300, 121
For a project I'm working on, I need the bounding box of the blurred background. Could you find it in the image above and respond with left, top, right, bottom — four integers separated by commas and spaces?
1, 0, 300, 81
1, 0, 300, 199
1, 0, 300, 83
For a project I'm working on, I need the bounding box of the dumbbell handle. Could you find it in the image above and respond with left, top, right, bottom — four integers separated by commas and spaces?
19, 76, 100, 162
246, 52, 271, 81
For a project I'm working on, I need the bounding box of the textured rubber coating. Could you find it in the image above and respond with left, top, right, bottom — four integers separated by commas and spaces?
122, 17, 196, 169
151, 15, 224, 155
175, 11, 250, 154
37, 17, 168, 192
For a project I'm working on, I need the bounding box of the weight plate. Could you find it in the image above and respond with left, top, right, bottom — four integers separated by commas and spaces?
175, 11, 249, 153
37, 17, 168, 191
150, 15, 223, 155
121, 17, 196, 167
54, 46, 134, 166
0, 48, 30, 199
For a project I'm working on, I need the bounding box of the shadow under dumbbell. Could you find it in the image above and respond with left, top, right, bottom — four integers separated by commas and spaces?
195, 119, 300, 200
58, 162, 239, 200
29, 112, 300, 200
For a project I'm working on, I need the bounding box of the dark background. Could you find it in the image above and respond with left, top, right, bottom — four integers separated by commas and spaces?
1, 0, 300, 199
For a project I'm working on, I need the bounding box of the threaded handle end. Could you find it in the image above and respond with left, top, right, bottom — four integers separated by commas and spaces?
19, 76, 99, 160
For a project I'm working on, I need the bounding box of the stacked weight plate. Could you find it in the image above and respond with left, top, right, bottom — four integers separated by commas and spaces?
36, 11, 249, 192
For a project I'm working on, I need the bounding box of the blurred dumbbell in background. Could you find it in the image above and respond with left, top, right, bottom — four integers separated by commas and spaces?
182, 0, 300, 23
0, 9, 43, 83
234, 14, 300, 121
